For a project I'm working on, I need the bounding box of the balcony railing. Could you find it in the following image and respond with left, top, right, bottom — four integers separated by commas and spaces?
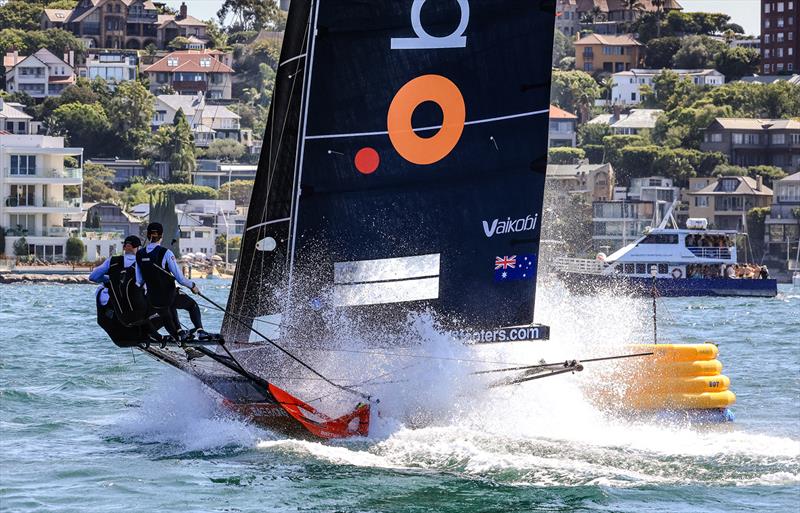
3, 226, 76, 237
4, 197, 80, 209
687, 246, 732, 259
82, 230, 124, 240
4, 168, 82, 179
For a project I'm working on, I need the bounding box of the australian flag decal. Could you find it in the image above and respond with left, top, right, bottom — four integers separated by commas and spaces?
494, 254, 536, 282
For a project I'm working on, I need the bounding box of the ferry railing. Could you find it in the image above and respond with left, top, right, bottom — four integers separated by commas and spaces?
552, 257, 608, 275
687, 246, 732, 259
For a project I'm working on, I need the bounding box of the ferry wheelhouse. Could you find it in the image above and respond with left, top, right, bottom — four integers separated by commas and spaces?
555, 218, 777, 298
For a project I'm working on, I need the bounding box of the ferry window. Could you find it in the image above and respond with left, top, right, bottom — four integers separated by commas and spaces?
640, 234, 678, 244
624, 263, 635, 274
636, 264, 647, 274
658, 264, 668, 274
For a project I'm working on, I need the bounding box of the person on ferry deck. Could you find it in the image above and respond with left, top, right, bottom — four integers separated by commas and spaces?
136, 222, 207, 343
760, 266, 770, 279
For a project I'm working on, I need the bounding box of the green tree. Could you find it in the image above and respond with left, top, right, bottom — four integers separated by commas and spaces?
642, 37, 681, 68
714, 46, 760, 81
578, 123, 611, 146
167, 36, 191, 51
548, 147, 586, 165
748, 165, 787, 187
673, 35, 726, 69
552, 30, 575, 67
168, 109, 196, 183
0, 1, 43, 31
149, 191, 180, 256
50, 102, 111, 156
106, 80, 155, 157
13, 237, 29, 257
218, 180, 254, 205
654, 104, 732, 149
66, 237, 85, 263
24, 28, 85, 58
746, 207, 770, 261
82, 162, 119, 202
205, 19, 231, 50
711, 164, 748, 176
217, 0, 282, 31
202, 138, 247, 161
550, 70, 601, 121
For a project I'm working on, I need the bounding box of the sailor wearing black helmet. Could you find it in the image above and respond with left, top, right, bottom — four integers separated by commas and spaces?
136, 222, 208, 343
90, 235, 160, 346
89, 234, 142, 286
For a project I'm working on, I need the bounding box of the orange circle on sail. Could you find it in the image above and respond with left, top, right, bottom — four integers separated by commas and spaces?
387, 74, 465, 165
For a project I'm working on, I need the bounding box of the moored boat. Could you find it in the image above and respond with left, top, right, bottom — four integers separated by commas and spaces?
554, 216, 777, 298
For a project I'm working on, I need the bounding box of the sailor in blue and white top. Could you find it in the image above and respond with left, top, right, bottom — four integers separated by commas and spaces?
135, 222, 206, 342
89, 234, 142, 306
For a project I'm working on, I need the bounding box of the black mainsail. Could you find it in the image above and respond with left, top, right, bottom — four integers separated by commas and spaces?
225, 0, 556, 344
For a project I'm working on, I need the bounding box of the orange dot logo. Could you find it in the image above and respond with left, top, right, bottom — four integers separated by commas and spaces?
387, 74, 465, 165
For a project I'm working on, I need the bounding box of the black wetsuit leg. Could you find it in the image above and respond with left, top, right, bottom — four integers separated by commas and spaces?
173, 292, 202, 330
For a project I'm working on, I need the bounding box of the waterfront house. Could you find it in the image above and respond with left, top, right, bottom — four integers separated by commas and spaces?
549, 105, 578, 148
85, 158, 147, 187
0, 99, 33, 136
0, 134, 82, 260
547, 163, 615, 204
764, 172, 800, 261
611, 69, 725, 106
42, 1, 206, 50
66, 202, 142, 239
588, 109, 663, 135
574, 0, 682, 35
3, 49, 75, 99
153, 95, 244, 147
193, 161, 258, 189
701, 118, 800, 171
687, 175, 773, 231
144, 50, 234, 100
574, 33, 644, 74
78, 51, 138, 85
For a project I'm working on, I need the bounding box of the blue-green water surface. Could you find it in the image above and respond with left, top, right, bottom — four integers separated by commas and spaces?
1, 282, 798, 512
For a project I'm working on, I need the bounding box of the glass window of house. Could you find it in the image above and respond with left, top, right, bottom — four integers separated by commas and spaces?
772, 133, 786, 144
636, 263, 647, 275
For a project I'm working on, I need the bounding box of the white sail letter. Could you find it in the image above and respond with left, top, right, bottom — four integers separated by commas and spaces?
390, 0, 470, 50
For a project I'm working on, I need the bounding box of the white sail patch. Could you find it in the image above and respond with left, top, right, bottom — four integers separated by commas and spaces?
332, 254, 440, 306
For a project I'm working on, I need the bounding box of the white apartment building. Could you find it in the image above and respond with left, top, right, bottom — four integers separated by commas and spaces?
78, 52, 138, 85
0, 99, 33, 135
0, 134, 82, 260
610, 69, 725, 105
3, 49, 75, 99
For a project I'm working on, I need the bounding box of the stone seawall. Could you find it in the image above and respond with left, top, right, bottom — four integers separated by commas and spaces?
0, 274, 92, 284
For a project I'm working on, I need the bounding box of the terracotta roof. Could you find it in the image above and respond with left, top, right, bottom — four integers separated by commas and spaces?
690, 176, 773, 196
574, 33, 643, 46
144, 51, 234, 74
549, 105, 578, 120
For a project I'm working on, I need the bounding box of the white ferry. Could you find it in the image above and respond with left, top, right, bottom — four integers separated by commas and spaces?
554, 217, 777, 298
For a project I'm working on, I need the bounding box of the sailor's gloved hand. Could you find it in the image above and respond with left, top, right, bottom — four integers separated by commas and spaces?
191, 284, 200, 295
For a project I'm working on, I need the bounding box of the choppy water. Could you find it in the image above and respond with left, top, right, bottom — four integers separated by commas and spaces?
1, 280, 798, 512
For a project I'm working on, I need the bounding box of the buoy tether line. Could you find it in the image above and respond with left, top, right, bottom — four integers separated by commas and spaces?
151, 265, 374, 402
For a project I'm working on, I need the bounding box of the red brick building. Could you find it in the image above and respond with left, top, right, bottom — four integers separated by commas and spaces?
761, 0, 800, 74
